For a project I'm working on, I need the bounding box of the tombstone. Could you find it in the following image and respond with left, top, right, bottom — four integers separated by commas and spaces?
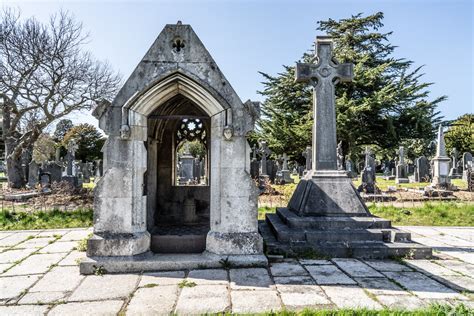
27, 161, 40, 188
462, 152, 473, 181
395, 146, 409, 184
258, 141, 272, 187
193, 157, 201, 184
82, 162, 93, 183
414, 156, 430, 182
345, 157, 355, 178
39, 172, 52, 189
275, 153, 294, 184
431, 125, 452, 189
65, 139, 78, 176
42, 162, 63, 184
302, 146, 312, 175
81, 23, 265, 274
178, 150, 194, 185
336, 141, 344, 170
94, 159, 103, 180
266, 159, 278, 183
449, 148, 462, 179
258, 141, 271, 176
250, 144, 259, 179
259, 36, 429, 259
358, 147, 377, 193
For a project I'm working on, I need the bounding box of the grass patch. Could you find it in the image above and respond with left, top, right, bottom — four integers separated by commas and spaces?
258, 206, 276, 220
369, 202, 474, 226
251, 303, 472, 315
0, 208, 93, 230
352, 177, 468, 191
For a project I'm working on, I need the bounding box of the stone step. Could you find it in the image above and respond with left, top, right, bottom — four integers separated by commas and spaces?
305, 229, 384, 243
258, 221, 431, 259
265, 214, 305, 242
265, 214, 410, 244
276, 207, 392, 230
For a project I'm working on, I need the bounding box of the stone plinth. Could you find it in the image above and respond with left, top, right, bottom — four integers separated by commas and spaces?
290, 171, 368, 217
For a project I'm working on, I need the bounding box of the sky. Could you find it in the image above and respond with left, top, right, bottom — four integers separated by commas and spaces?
3, 0, 473, 127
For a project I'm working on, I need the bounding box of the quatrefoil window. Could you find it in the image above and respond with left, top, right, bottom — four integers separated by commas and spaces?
172, 37, 185, 52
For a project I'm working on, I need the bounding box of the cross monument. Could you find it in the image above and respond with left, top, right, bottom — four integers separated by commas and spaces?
296, 36, 353, 171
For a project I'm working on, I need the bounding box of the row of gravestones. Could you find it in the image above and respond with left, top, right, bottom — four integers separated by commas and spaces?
27, 159, 103, 189
358, 146, 473, 193
177, 155, 206, 185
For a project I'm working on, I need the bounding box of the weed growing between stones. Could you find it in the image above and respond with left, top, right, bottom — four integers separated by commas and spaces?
178, 280, 197, 288
219, 257, 233, 270
142, 283, 159, 288
75, 233, 93, 252
92, 265, 107, 276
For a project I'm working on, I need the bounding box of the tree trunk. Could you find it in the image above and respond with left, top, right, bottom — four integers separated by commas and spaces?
6, 154, 26, 188
2, 98, 26, 188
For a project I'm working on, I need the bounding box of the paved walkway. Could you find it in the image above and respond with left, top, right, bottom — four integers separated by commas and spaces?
0, 226, 473, 315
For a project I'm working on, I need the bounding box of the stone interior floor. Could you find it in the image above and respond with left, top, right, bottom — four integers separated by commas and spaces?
0, 226, 473, 315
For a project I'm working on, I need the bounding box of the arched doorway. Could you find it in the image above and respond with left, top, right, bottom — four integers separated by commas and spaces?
146, 94, 211, 253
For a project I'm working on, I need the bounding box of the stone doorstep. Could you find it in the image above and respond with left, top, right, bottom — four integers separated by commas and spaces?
80, 252, 268, 275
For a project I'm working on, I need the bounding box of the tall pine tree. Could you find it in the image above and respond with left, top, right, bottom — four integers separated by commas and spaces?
256, 12, 444, 164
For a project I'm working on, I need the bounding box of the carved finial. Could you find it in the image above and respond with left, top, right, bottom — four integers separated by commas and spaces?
177, 20, 182, 25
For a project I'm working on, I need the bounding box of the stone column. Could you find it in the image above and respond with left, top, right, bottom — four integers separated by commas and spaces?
431, 125, 451, 188
87, 111, 150, 257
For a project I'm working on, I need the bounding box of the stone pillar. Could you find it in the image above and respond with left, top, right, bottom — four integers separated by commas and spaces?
87, 114, 150, 257
431, 125, 451, 189
206, 113, 262, 255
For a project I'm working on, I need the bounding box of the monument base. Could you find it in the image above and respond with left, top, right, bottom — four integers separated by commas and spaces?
80, 252, 268, 275
290, 170, 369, 217
260, 170, 432, 259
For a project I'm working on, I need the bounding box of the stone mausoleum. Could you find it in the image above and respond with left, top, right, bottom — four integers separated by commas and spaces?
81, 22, 266, 274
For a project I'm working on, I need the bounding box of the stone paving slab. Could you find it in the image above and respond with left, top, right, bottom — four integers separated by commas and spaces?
306, 264, 357, 285
0, 275, 41, 302
405, 259, 463, 276
354, 277, 406, 296
384, 271, 467, 300
321, 285, 382, 309
3, 253, 65, 276
332, 258, 384, 278
126, 285, 178, 315
29, 266, 84, 292
18, 291, 66, 304
270, 261, 308, 276
0, 305, 49, 315
363, 259, 414, 272
277, 284, 332, 309
274, 275, 315, 285
230, 268, 273, 290
58, 251, 85, 266
0, 248, 38, 263
0, 232, 39, 247
187, 268, 228, 285
231, 289, 281, 313
15, 237, 55, 249
39, 241, 77, 253
0, 226, 473, 313
68, 274, 139, 301
138, 271, 185, 287
49, 300, 124, 316
175, 284, 230, 314
376, 294, 426, 310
